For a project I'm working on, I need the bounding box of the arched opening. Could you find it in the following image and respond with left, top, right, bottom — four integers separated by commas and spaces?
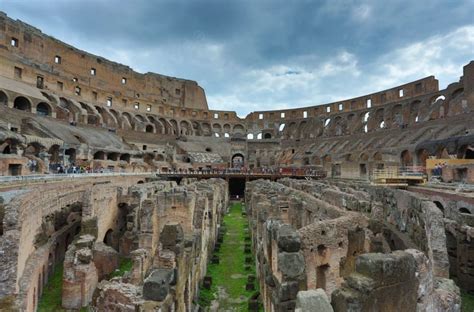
457, 145, 474, 159
64, 148, 76, 164
135, 114, 145, 123
279, 124, 285, 132
231, 153, 244, 168
264, 133, 272, 139
120, 154, 130, 163
107, 152, 119, 161
247, 133, 254, 140
13, 96, 31, 111
0, 91, 8, 106
145, 125, 154, 133
25, 142, 43, 157
36, 102, 51, 116
459, 207, 471, 214
93, 151, 106, 160
257, 133, 262, 140
400, 150, 413, 167
103, 229, 116, 249
416, 149, 429, 167
48, 145, 61, 164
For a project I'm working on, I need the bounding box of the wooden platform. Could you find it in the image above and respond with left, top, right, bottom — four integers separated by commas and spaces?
371, 167, 427, 186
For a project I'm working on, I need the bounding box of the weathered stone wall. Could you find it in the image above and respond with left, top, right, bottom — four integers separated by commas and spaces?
93, 178, 228, 312
245, 178, 461, 311
0, 174, 150, 311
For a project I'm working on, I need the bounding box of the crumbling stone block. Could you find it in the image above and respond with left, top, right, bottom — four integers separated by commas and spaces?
143, 269, 175, 301
295, 289, 334, 312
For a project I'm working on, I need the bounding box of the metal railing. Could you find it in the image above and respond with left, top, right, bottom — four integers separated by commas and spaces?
371, 166, 426, 181
0, 172, 154, 184
0, 169, 326, 185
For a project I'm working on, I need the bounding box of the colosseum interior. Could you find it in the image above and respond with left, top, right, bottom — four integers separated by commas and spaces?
0, 10, 473, 312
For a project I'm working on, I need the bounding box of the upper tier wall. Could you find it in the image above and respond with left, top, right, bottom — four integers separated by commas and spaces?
0, 12, 208, 112
0, 11, 472, 136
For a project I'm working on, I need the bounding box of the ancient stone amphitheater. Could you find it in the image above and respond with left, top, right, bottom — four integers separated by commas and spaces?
0, 11, 473, 312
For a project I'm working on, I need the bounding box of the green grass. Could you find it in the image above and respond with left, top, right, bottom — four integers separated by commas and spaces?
38, 264, 65, 312
198, 202, 262, 311
463, 290, 474, 312
110, 256, 133, 278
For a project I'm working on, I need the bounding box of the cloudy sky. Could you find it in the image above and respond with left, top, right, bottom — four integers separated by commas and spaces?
1, 0, 473, 117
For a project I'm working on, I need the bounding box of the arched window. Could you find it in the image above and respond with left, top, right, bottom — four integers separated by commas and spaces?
36, 102, 51, 116
13, 96, 31, 111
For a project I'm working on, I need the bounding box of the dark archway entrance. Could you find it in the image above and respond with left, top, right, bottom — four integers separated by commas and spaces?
229, 178, 246, 199
231, 153, 244, 168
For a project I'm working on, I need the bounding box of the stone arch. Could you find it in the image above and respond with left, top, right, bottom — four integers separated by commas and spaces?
36, 102, 52, 116
93, 151, 106, 160
95, 106, 117, 128
169, 119, 179, 135
201, 123, 212, 136
13, 96, 32, 111
103, 229, 116, 249
373, 152, 383, 162
59, 97, 81, 123
458, 145, 474, 159
333, 116, 344, 136
231, 153, 245, 168
120, 153, 130, 163
360, 153, 369, 162
373, 108, 385, 129
391, 104, 403, 127
159, 118, 172, 134
180, 120, 192, 135
122, 112, 134, 129
25, 142, 44, 157
223, 123, 231, 133
135, 114, 145, 123
286, 122, 297, 139
145, 124, 154, 133
298, 121, 308, 138
148, 116, 166, 134
0, 90, 9, 106
400, 150, 413, 167
212, 123, 222, 135
416, 149, 429, 167
192, 121, 201, 136
48, 144, 61, 163
409, 100, 421, 123
79, 102, 101, 126
233, 124, 245, 135
65, 148, 76, 164
264, 133, 272, 139
107, 152, 119, 161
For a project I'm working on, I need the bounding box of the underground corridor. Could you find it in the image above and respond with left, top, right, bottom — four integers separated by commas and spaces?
198, 201, 261, 311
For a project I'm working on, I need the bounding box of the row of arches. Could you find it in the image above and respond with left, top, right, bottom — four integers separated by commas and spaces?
0, 91, 53, 116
